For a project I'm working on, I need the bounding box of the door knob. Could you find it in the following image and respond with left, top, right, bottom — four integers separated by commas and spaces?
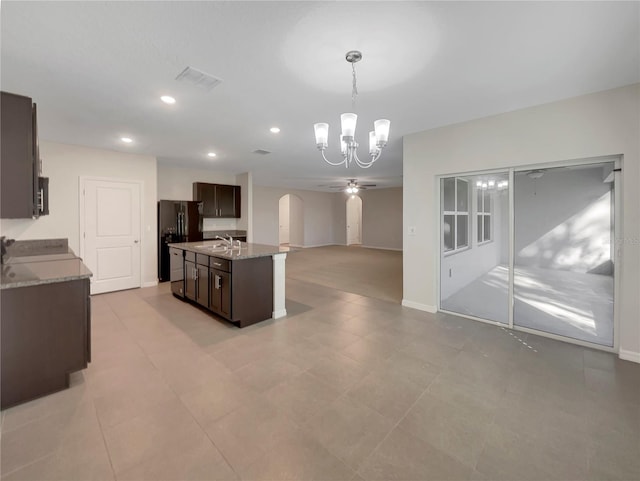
134, 240, 139, 243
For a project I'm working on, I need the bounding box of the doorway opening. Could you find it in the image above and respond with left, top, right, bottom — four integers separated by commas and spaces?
278, 194, 303, 247
346, 194, 363, 246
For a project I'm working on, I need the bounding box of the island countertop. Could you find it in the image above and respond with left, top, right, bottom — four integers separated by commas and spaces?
168, 241, 291, 260
1, 257, 93, 290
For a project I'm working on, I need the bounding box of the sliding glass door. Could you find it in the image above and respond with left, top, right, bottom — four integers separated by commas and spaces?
513, 162, 615, 347
440, 172, 510, 324
439, 159, 617, 349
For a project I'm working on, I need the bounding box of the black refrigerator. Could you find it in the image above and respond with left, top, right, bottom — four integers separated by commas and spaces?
158, 200, 203, 282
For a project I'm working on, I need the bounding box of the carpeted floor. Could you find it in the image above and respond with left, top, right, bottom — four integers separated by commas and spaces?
286, 245, 402, 303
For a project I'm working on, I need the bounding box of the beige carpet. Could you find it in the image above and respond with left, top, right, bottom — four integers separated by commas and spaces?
286, 245, 402, 303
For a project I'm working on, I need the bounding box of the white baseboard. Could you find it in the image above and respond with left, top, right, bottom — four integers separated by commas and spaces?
619, 349, 640, 364
299, 243, 339, 248
142, 280, 159, 288
272, 309, 287, 319
401, 299, 437, 313
361, 245, 403, 252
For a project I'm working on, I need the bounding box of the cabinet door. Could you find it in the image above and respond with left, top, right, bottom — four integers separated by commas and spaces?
209, 268, 231, 318
184, 261, 196, 301
1, 92, 35, 219
219, 270, 231, 318
209, 268, 221, 314
193, 183, 216, 217
196, 265, 209, 308
215, 184, 240, 218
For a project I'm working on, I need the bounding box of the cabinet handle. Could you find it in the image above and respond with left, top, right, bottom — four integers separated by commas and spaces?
194, 268, 198, 280
37, 188, 44, 212
214, 274, 222, 289
213, 262, 222, 267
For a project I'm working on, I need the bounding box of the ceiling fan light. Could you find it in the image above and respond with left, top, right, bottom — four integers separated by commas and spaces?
352, 187, 359, 193
346, 187, 353, 194
340, 113, 357, 138
374, 119, 390, 145
314, 123, 329, 148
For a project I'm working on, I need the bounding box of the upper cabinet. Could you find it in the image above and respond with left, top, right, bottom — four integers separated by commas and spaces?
1, 91, 48, 219
193, 182, 241, 218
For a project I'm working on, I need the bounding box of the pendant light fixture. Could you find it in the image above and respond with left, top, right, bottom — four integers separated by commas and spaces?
313, 51, 390, 169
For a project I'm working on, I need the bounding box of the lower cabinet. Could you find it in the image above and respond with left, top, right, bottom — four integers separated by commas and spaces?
185, 260, 196, 301
209, 268, 231, 318
1, 278, 91, 409
196, 264, 209, 308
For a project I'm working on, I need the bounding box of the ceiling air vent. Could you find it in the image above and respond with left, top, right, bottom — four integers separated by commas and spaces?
175, 66, 223, 91
252, 149, 271, 155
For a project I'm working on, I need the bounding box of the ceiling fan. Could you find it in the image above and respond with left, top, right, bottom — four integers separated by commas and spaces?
322, 179, 377, 193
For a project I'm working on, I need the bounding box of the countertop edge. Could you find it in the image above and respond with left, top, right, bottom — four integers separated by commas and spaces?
1, 272, 92, 290
168, 241, 292, 260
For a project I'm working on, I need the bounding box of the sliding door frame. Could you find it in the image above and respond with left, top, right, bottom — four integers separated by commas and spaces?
437, 155, 621, 354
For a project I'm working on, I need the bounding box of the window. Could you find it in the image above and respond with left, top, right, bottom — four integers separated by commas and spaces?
477, 187, 491, 243
442, 177, 469, 253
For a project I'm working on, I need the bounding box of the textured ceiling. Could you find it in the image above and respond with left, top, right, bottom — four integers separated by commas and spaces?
1, 1, 638, 191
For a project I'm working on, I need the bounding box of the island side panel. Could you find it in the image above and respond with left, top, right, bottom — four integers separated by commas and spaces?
272, 253, 287, 319
231, 256, 273, 327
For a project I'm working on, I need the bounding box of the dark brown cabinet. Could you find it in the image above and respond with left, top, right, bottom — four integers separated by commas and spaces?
184, 253, 210, 308
185, 259, 197, 301
172, 248, 273, 328
1, 278, 91, 409
193, 182, 241, 218
1, 91, 48, 219
209, 258, 231, 318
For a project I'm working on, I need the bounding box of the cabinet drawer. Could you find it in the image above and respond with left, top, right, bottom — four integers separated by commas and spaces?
209, 257, 230, 272
196, 253, 209, 266
185, 251, 196, 262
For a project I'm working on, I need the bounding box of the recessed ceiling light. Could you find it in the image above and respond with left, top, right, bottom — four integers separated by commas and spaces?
207, 152, 217, 158
160, 95, 176, 104
270, 127, 280, 133
121, 137, 133, 143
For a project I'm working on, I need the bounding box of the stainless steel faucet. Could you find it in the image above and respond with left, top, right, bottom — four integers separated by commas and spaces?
215, 235, 233, 247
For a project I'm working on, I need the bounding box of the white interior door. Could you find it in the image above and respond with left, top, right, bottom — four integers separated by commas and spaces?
279, 194, 290, 245
346, 195, 362, 245
82, 178, 141, 294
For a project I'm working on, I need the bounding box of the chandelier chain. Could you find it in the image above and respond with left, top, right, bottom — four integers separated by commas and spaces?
351, 62, 358, 112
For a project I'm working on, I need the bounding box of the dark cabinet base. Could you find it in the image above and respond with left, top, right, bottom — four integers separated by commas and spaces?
1, 279, 90, 410
173, 256, 273, 328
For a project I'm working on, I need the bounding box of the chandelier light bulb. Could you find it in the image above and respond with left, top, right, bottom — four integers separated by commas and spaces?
488, 180, 495, 188
340, 113, 357, 138
314, 123, 329, 148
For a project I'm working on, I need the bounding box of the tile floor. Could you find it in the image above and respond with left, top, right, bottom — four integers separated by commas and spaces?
1, 268, 639, 480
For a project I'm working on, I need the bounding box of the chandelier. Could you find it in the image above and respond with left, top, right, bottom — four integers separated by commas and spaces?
313, 51, 390, 169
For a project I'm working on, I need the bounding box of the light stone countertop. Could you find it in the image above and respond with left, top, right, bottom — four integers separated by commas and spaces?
1, 257, 93, 290
168, 241, 292, 260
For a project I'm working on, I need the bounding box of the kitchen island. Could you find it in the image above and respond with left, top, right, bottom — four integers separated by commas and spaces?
1, 240, 92, 409
168, 241, 290, 328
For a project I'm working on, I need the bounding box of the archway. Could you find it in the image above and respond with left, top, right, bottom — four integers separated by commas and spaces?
279, 194, 304, 246
346, 194, 363, 246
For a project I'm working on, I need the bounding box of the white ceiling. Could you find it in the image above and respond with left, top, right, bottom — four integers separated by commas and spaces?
2, 1, 638, 191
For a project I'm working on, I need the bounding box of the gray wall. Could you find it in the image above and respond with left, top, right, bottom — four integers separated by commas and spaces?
252, 185, 337, 247
332, 187, 403, 250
